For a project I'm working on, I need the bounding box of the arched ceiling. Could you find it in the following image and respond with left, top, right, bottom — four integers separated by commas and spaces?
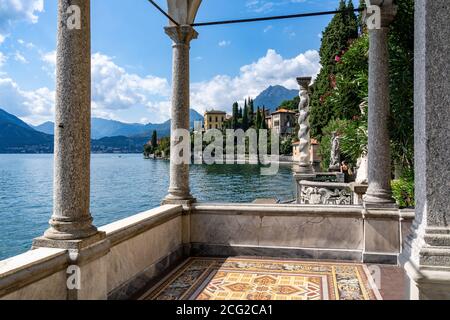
167, 0, 202, 25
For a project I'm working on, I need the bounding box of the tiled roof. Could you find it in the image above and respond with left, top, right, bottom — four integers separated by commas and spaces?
272, 108, 296, 114
205, 110, 226, 114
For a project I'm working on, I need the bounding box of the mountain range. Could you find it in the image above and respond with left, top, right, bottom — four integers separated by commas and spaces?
33, 109, 204, 139
0, 108, 203, 153
0, 85, 297, 153
253, 85, 298, 112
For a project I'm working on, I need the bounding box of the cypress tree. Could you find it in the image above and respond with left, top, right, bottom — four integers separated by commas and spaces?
242, 103, 249, 131
256, 107, 262, 130
232, 102, 239, 129
151, 130, 158, 150
248, 98, 255, 126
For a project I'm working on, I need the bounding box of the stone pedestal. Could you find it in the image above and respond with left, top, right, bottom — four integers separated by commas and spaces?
163, 25, 198, 205
400, 0, 450, 300
349, 183, 368, 205
363, 1, 397, 209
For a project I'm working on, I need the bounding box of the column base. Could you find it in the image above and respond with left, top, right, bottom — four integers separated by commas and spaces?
44, 215, 99, 241
401, 257, 450, 300
295, 164, 315, 174
162, 194, 196, 206
363, 188, 398, 209
400, 225, 450, 300
33, 231, 106, 251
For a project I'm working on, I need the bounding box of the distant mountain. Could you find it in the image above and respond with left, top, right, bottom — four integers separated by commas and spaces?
32, 108, 204, 139
32, 121, 54, 135
253, 85, 298, 112
0, 109, 53, 153
0, 109, 34, 130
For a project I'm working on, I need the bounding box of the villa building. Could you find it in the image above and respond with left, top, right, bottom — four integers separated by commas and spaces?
204, 110, 226, 130
267, 109, 297, 136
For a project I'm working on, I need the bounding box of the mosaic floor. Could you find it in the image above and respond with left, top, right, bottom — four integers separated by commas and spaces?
141, 257, 382, 300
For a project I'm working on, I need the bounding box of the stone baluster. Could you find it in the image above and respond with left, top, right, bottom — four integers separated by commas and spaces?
296, 77, 314, 174
363, 1, 397, 208
400, 0, 450, 300
163, 25, 197, 205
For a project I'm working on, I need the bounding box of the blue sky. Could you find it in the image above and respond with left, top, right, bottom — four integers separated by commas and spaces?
0, 0, 358, 125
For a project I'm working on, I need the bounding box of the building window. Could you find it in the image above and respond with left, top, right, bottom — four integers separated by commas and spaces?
209, 125, 212, 129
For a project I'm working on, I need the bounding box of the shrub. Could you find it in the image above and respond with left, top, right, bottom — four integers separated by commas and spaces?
391, 177, 415, 208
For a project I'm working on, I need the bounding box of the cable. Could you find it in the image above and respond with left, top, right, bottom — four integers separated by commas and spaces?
148, 0, 179, 26
191, 8, 363, 27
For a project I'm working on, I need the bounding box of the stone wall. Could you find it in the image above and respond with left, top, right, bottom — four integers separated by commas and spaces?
0, 203, 414, 299
189, 203, 414, 264
0, 205, 184, 300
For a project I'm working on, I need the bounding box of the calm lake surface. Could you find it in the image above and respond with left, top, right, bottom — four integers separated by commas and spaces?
0, 154, 295, 260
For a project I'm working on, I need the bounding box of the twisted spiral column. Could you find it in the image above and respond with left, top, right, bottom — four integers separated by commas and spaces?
296, 77, 314, 174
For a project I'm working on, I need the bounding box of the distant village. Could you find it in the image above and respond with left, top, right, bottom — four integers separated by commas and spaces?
145, 100, 321, 167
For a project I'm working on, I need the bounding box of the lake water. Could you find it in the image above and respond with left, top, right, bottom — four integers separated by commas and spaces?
0, 154, 295, 260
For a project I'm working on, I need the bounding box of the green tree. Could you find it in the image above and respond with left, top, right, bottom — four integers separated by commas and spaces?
151, 130, 158, 150
309, 0, 359, 138
248, 98, 255, 125
232, 102, 239, 129
255, 107, 262, 130
242, 102, 249, 131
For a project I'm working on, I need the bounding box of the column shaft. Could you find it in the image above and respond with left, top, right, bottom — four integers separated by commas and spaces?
45, 0, 97, 240
363, 3, 397, 208
164, 26, 197, 203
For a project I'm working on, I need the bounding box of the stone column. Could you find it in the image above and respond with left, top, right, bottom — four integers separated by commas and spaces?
38, 0, 98, 241
400, 0, 450, 300
296, 77, 314, 174
363, 1, 397, 208
163, 25, 197, 205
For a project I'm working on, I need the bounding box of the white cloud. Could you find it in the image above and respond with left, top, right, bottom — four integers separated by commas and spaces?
0, 52, 7, 67
90, 53, 170, 121
37, 51, 172, 122
246, 0, 307, 13
18, 38, 34, 49
19, 49, 319, 124
0, 0, 44, 31
263, 25, 273, 33
0, 34, 7, 45
218, 40, 231, 47
41, 50, 55, 65
190, 49, 321, 114
14, 51, 28, 63
0, 77, 54, 124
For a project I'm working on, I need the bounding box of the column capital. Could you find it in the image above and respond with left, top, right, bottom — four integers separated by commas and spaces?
164, 25, 198, 46
365, 0, 397, 28
296, 77, 312, 89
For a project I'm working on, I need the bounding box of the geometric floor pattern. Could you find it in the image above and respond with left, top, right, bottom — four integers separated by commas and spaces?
141, 257, 382, 300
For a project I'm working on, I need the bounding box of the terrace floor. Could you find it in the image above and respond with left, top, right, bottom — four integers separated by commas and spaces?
138, 257, 405, 300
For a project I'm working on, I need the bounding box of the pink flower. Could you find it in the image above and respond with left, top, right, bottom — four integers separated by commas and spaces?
335, 55, 341, 62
